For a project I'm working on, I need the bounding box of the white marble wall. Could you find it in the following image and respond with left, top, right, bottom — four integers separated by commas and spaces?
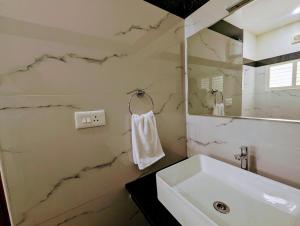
188, 28, 243, 116
242, 65, 300, 120
187, 115, 300, 189
0, 1, 186, 225
242, 65, 256, 117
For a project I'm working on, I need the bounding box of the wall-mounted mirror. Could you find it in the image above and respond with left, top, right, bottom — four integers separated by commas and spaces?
188, 0, 300, 121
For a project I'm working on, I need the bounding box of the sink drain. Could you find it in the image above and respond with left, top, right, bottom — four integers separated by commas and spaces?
213, 201, 230, 214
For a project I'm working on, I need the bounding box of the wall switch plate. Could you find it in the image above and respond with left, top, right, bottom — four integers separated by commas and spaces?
292, 34, 300, 44
225, 98, 233, 106
75, 110, 106, 129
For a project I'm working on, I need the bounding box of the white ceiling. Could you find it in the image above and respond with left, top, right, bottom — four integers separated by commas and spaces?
225, 0, 300, 35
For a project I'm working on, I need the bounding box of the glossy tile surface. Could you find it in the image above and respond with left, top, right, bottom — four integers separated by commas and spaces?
157, 155, 300, 226
188, 28, 243, 116
0, 1, 186, 225
185, 0, 300, 193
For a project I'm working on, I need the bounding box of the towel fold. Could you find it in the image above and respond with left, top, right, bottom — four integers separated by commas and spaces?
131, 111, 165, 170
213, 103, 225, 116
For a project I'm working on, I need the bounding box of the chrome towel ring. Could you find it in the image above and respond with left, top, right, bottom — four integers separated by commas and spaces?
127, 89, 154, 115
209, 89, 224, 105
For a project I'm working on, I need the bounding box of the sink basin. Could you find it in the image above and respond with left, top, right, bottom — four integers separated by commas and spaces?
156, 154, 300, 226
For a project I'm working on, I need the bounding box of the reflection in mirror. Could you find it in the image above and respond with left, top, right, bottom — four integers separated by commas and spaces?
188, 24, 243, 116
188, 0, 300, 121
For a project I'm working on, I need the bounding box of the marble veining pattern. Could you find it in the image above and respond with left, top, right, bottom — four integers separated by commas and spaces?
0, 104, 80, 111
188, 27, 243, 116
154, 93, 175, 115
198, 33, 222, 61
41, 150, 130, 204
190, 138, 226, 147
2, 53, 127, 76
55, 205, 111, 226
128, 209, 140, 221
0, 1, 185, 225
242, 65, 300, 120
185, 1, 300, 192
115, 13, 170, 36
176, 100, 184, 110
16, 150, 130, 226
0, 150, 24, 154
216, 118, 235, 127
187, 114, 300, 189
196, 32, 243, 87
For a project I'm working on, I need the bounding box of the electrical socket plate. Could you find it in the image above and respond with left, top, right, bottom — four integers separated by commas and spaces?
225, 98, 233, 106
292, 34, 300, 44
75, 110, 106, 129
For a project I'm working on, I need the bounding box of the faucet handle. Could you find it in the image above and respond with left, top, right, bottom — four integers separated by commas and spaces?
240, 146, 248, 155
235, 146, 249, 171
234, 154, 241, 160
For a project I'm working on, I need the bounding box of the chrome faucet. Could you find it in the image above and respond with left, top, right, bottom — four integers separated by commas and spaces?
234, 146, 249, 170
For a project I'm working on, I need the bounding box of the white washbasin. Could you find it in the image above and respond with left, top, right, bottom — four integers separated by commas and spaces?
157, 154, 300, 226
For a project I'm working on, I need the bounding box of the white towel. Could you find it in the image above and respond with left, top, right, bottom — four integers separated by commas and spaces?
131, 111, 165, 170
219, 103, 225, 116
213, 103, 225, 116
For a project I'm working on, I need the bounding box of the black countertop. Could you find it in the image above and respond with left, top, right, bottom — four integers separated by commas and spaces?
125, 170, 181, 226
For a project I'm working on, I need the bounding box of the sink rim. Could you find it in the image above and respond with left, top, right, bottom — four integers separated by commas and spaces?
157, 154, 300, 194
157, 154, 300, 226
